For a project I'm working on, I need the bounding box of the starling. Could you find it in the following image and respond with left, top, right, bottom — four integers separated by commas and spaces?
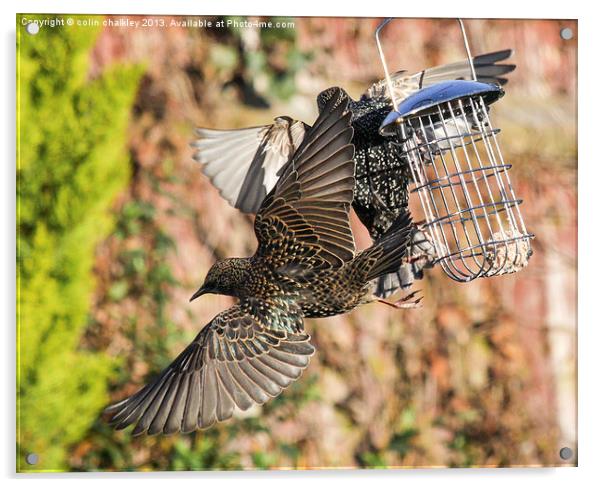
192, 50, 516, 296
105, 88, 417, 435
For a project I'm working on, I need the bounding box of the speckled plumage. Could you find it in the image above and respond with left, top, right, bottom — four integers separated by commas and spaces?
105, 88, 413, 435
193, 49, 517, 296
330, 91, 411, 240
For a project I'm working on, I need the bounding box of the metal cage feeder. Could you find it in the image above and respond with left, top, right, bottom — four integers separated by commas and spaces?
379, 79, 533, 282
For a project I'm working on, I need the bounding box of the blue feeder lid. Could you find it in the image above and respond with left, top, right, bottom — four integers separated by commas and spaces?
379, 80, 504, 137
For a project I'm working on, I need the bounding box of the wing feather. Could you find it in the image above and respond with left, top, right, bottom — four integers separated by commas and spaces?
254, 88, 357, 269
193, 118, 307, 214
105, 303, 313, 435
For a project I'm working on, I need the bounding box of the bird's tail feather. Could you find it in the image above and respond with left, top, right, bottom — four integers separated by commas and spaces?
374, 226, 437, 298
363, 210, 413, 282
375, 266, 416, 299
420, 49, 516, 87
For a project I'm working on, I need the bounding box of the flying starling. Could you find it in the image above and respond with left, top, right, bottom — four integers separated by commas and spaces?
105, 88, 417, 435
192, 50, 516, 296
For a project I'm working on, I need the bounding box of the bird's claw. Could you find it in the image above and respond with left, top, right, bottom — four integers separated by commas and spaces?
376, 289, 423, 309
395, 289, 423, 308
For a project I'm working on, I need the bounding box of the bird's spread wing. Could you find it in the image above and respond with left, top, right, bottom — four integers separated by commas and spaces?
254, 87, 356, 269
364, 49, 516, 102
105, 303, 314, 435
192, 117, 307, 213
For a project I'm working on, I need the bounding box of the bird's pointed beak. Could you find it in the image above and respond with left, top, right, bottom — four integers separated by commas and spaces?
189, 286, 207, 302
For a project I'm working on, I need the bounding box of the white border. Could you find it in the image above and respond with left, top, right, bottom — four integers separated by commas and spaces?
3, 1, 600, 486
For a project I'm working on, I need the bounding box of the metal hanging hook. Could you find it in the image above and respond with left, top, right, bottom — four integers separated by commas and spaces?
457, 19, 477, 81
375, 18, 398, 110
375, 17, 479, 109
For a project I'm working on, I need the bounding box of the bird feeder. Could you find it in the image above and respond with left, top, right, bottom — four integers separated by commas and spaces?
375, 19, 533, 282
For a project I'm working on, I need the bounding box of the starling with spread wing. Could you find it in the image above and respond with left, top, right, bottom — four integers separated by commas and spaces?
106, 88, 416, 435
192, 50, 516, 296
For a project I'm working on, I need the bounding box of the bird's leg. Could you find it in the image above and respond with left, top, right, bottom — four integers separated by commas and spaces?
401, 252, 431, 265
375, 290, 423, 309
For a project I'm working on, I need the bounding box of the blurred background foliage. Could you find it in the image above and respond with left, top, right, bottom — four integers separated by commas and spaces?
17, 15, 142, 471
16, 15, 577, 472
